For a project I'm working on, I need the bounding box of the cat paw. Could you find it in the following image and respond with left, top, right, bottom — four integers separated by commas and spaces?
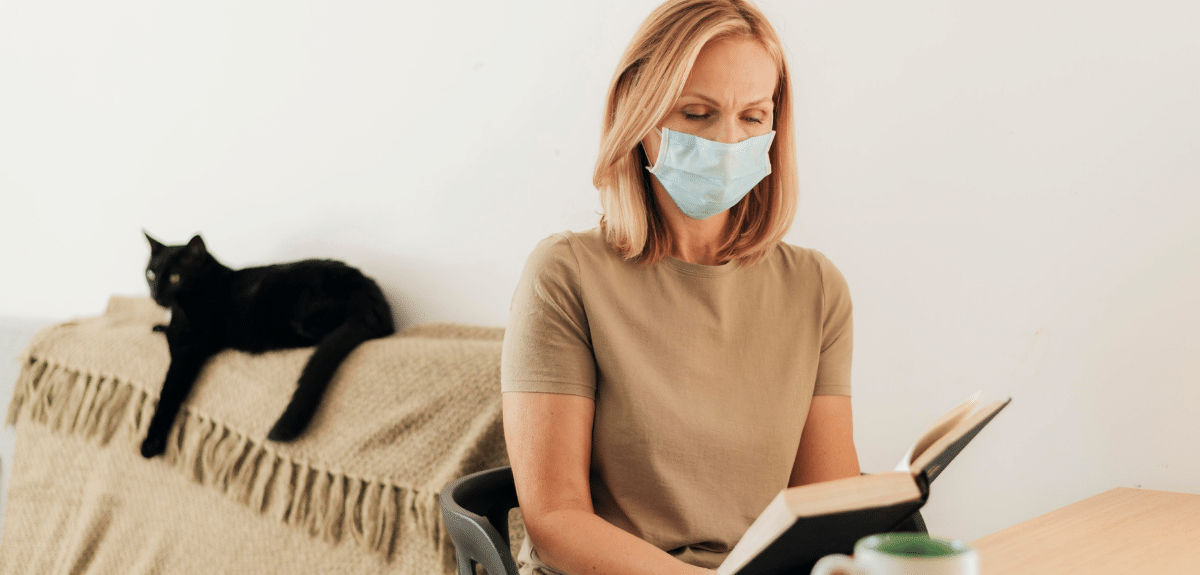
140, 435, 167, 458
266, 417, 306, 442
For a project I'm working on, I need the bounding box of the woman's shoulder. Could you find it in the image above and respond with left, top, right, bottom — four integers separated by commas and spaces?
525, 227, 608, 264
769, 241, 839, 271
521, 227, 609, 277
767, 241, 850, 293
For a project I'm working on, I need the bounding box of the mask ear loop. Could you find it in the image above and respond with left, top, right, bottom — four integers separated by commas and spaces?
646, 127, 671, 172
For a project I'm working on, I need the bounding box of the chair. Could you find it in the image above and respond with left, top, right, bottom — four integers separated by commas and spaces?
440, 466, 522, 575
438, 466, 927, 575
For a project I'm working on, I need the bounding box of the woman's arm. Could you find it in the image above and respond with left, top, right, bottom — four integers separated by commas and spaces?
788, 395, 861, 487
504, 391, 711, 575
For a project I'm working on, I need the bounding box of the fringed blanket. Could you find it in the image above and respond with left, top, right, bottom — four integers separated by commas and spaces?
1, 296, 510, 575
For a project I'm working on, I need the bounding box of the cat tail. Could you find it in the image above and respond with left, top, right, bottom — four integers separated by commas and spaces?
267, 319, 375, 442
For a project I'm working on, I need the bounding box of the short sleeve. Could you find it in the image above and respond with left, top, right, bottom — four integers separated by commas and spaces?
812, 251, 853, 396
500, 234, 597, 399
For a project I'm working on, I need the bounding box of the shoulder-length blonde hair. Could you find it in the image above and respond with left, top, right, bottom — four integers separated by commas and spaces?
594, 0, 797, 266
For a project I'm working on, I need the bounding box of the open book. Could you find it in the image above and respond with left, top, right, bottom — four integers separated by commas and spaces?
717, 393, 1011, 575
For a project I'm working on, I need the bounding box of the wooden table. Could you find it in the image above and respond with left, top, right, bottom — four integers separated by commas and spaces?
972, 487, 1200, 574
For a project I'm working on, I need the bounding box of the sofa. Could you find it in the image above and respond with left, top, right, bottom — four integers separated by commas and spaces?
0, 296, 511, 574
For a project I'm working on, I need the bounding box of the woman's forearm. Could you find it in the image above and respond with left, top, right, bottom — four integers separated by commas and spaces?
527, 508, 713, 575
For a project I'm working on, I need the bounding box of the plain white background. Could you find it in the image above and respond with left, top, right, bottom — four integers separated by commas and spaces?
1, 0, 1198, 542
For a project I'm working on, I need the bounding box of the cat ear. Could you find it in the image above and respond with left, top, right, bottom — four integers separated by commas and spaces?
144, 230, 165, 256
186, 234, 208, 258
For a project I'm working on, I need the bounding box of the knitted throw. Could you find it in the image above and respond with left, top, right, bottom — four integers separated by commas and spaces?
1, 296, 509, 575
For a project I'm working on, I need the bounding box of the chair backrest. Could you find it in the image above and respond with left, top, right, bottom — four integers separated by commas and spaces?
440, 466, 522, 575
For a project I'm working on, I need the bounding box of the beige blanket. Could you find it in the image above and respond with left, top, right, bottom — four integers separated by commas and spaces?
1, 296, 509, 574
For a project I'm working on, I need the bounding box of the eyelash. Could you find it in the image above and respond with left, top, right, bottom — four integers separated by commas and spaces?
682, 112, 765, 124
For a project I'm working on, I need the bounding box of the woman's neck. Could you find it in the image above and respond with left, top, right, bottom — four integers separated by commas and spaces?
651, 182, 730, 266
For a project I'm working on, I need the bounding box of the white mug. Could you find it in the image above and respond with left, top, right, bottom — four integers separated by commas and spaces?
811, 533, 979, 575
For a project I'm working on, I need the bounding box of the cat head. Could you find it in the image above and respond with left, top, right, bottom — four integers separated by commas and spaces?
144, 231, 218, 307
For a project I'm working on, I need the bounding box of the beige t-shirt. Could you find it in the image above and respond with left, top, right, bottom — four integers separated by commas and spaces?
501, 227, 853, 573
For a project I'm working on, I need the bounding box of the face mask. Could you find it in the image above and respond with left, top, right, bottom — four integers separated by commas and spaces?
646, 127, 776, 220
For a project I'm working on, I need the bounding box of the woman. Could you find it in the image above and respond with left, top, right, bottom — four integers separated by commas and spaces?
501, 2, 861, 574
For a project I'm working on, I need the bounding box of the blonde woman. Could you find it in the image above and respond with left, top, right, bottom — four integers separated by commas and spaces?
502, 1, 861, 574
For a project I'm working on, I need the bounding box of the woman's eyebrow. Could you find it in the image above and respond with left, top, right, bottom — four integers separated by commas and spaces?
680, 93, 774, 109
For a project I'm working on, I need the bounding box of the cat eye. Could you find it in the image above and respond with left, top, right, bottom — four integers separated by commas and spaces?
146, 270, 156, 281
169, 273, 181, 284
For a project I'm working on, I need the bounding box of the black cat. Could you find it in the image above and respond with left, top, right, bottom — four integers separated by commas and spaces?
139, 232, 394, 458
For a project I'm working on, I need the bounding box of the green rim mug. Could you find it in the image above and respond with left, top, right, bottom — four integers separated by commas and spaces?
810, 533, 980, 575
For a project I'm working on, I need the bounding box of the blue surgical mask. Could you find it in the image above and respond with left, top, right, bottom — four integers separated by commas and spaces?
646, 127, 776, 220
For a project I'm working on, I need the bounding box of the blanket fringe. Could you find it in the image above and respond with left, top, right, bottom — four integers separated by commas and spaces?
6, 355, 444, 560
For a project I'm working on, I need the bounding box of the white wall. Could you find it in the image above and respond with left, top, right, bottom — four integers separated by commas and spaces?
1, 0, 1197, 542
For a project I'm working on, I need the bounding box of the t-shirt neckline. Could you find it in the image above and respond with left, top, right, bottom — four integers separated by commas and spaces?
663, 256, 741, 277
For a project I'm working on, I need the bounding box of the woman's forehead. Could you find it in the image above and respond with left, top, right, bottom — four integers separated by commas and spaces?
682, 37, 777, 106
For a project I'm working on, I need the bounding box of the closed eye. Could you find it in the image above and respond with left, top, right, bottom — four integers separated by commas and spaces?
682, 112, 767, 124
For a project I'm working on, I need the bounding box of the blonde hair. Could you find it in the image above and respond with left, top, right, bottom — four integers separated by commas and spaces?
594, 0, 798, 266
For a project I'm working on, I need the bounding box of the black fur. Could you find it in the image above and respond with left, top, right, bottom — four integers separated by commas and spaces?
139, 232, 394, 458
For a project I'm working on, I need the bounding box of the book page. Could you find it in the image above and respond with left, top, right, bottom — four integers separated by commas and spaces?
894, 391, 982, 472
781, 471, 922, 516
910, 399, 1010, 479
718, 493, 793, 575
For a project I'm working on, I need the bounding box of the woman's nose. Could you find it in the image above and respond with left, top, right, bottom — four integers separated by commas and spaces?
712, 118, 745, 144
